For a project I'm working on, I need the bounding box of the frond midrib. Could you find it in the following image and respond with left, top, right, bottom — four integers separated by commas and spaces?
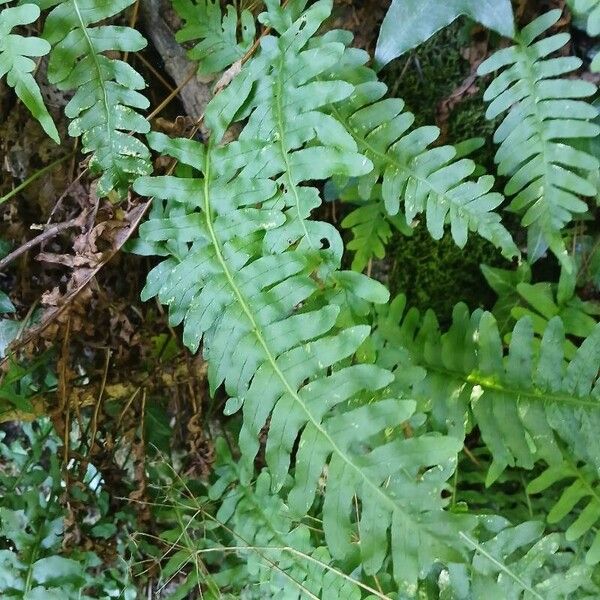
507, 38, 553, 227
71, 0, 113, 150
274, 51, 314, 248
423, 363, 598, 409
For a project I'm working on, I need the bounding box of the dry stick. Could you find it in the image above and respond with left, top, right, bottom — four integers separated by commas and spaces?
59, 315, 72, 470
0, 217, 84, 273
147, 68, 198, 121
85, 348, 111, 459
47, 167, 89, 224
0, 201, 150, 364
140, 0, 211, 119
123, 0, 141, 64
136, 52, 175, 92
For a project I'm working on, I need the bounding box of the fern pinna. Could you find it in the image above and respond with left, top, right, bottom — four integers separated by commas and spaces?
479, 10, 600, 268
133, 1, 478, 590
207, 439, 367, 599
451, 520, 598, 599
569, 0, 600, 36
0, 2, 59, 142
321, 31, 518, 271
172, 0, 256, 75
38, 0, 152, 197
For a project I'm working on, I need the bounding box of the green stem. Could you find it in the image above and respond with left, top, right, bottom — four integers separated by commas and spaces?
0, 153, 73, 206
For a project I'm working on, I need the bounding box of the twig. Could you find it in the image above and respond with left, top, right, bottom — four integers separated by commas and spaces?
59, 315, 72, 470
0, 216, 84, 273
47, 165, 89, 223
85, 348, 111, 459
0, 201, 151, 362
136, 53, 175, 92
147, 68, 198, 121
123, 0, 141, 63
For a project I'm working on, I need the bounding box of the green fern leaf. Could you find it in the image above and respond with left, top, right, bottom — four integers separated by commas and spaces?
482, 263, 599, 355
323, 35, 518, 262
0, 3, 59, 142
529, 461, 600, 565
479, 9, 600, 267
445, 521, 599, 599
377, 296, 600, 487
341, 200, 397, 272
172, 0, 256, 75
135, 130, 473, 591
569, 0, 600, 35
328, 177, 414, 272
41, 0, 152, 197
568, 0, 600, 70
133, 2, 478, 588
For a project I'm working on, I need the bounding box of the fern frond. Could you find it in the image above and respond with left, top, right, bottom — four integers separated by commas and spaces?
41, 0, 151, 197
173, 0, 256, 75
333, 179, 413, 272
135, 131, 472, 591
479, 10, 600, 266
322, 34, 518, 263
482, 264, 599, 354
0, 3, 59, 142
445, 521, 599, 599
342, 200, 397, 272
133, 2, 477, 588
377, 296, 600, 487
529, 461, 600, 565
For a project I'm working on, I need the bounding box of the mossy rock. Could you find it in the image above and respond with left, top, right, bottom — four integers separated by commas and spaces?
388, 223, 509, 324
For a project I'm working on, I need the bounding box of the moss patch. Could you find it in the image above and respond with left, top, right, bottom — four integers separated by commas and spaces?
387, 223, 506, 324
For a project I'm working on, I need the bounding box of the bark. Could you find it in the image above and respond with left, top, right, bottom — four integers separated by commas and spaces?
140, 0, 212, 119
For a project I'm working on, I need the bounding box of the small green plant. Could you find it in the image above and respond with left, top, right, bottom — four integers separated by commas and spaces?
0, 420, 138, 598
0, 2, 59, 142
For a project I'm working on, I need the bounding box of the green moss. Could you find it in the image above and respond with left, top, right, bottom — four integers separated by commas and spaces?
388, 223, 506, 324
387, 23, 468, 125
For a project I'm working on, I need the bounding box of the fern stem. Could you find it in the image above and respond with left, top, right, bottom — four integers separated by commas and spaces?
513, 34, 553, 239
427, 364, 600, 409
71, 0, 113, 157
274, 55, 313, 248
147, 68, 197, 121
520, 473, 534, 519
